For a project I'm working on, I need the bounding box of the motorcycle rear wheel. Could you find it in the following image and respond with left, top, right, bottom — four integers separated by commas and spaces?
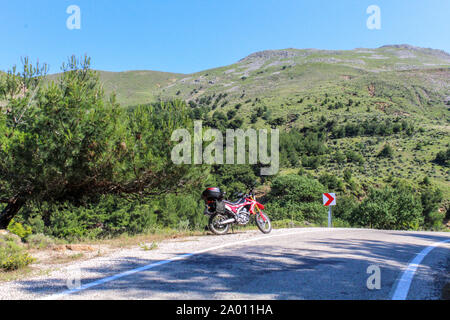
255, 211, 272, 234
208, 214, 230, 235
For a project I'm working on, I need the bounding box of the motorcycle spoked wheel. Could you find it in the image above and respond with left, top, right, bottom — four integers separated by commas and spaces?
208, 214, 230, 235
255, 211, 272, 234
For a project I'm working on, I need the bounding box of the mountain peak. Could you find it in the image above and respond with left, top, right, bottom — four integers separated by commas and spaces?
380, 44, 450, 59
239, 49, 301, 62
239, 45, 450, 63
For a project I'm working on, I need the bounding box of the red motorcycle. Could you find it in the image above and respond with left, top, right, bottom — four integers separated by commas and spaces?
202, 187, 272, 235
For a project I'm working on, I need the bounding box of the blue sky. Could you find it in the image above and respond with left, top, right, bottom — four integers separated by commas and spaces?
0, 0, 449, 74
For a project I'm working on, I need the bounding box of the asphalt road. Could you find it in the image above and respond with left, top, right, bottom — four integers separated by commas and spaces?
1, 228, 449, 300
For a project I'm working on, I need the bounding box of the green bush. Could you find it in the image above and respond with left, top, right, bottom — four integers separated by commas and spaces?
26, 233, 55, 249
350, 186, 424, 230
319, 173, 344, 192
420, 185, 444, 229
10, 189, 211, 241
332, 195, 359, 223
18, 193, 209, 241
266, 175, 327, 224
343, 169, 352, 183
268, 175, 325, 203
15, 203, 46, 235
46, 196, 159, 241
345, 151, 365, 164
297, 202, 329, 224
266, 201, 304, 222
211, 164, 259, 196
267, 201, 326, 224
332, 218, 352, 228
280, 129, 327, 168
0, 235, 34, 271
334, 151, 347, 164
153, 193, 206, 230
7, 220, 32, 240
301, 155, 324, 169
378, 144, 394, 158
434, 147, 450, 166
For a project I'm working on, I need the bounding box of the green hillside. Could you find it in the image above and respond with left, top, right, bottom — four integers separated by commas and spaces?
90, 45, 450, 198
97, 70, 185, 106
12, 45, 450, 199
98, 45, 449, 110
47, 70, 184, 106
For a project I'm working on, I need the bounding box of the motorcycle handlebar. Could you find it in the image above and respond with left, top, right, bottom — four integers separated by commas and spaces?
231, 189, 255, 200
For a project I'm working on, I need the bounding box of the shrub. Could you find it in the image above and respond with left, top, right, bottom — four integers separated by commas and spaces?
227, 109, 236, 120
378, 144, 394, 158
420, 186, 444, 229
177, 219, 190, 232
268, 175, 325, 203
319, 173, 344, 192
301, 155, 324, 169
26, 233, 55, 249
48, 204, 104, 241
46, 196, 159, 241
7, 220, 32, 240
334, 151, 346, 164
345, 151, 365, 164
343, 169, 352, 183
332, 195, 359, 224
0, 235, 34, 271
268, 117, 286, 127
229, 117, 243, 129
332, 218, 352, 228
265, 201, 306, 222
298, 202, 329, 224
13, 190, 209, 241
154, 193, 206, 230
0, 232, 22, 246
266, 175, 328, 224
211, 164, 259, 196
350, 186, 423, 230
434, 148, 450, 166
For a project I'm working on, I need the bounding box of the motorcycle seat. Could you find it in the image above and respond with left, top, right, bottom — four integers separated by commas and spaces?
223, 199, 245, 206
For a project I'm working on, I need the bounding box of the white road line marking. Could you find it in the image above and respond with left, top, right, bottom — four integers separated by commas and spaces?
391, 239, 450, 300
40, 228, 328, 300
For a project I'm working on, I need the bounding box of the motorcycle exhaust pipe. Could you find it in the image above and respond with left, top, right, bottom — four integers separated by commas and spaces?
217, 218, 236, 225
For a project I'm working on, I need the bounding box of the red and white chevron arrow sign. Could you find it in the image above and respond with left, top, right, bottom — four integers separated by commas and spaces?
323, 193, 336, 206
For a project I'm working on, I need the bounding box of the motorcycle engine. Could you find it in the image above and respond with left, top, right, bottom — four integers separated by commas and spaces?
236, 208, 250, 225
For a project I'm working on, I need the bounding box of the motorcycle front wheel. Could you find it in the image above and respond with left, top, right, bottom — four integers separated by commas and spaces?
255, 211, 272, 234
208, 214, 230, 235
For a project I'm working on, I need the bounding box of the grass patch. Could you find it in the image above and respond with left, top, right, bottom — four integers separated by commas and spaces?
140, 242, 159, 251
48, 253, 84, 265
26, 233, 56, 249
0, 266, 35, 282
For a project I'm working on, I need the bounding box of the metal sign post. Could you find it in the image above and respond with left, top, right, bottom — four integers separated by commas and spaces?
323, 193, 336, 228
328, 206, 332, 228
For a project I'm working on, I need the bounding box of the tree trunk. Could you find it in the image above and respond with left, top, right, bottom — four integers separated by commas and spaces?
0, 197, 25, 229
